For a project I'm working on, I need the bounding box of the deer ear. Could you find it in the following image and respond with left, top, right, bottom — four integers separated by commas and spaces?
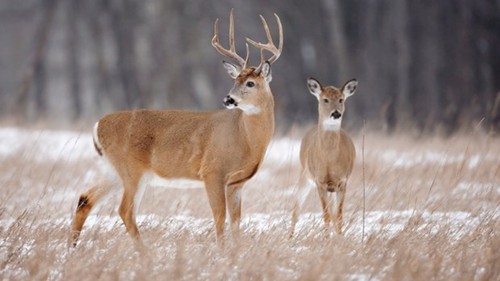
223, 61, 241, 79
342, 79, 358, 98
307, 77, 322, 99
260, 61, 272, 83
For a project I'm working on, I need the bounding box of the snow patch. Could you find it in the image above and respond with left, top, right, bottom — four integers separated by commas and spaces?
0, 127, 93, 162
380, 149, 493, 169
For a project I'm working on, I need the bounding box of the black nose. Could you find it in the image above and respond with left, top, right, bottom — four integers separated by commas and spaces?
223, 95, 237, 107
331, 111, 342, 119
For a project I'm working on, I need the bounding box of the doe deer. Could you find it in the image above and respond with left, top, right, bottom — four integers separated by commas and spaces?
290, 77, 357, 237
70, 10, 283, 246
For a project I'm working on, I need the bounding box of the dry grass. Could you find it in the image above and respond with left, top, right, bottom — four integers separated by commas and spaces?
0, 127, 499, 280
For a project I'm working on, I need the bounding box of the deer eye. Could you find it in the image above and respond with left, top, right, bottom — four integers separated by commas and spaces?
246, 81, 255, 88
339, 99, 344, 103
323, 99, 329, 103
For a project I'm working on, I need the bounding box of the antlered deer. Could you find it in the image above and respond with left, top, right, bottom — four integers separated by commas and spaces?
70, 10, 283, 246
290, 77, 357, 237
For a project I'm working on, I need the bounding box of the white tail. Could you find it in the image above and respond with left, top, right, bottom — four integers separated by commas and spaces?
290, 77, 357, 237
70, 9, 283, 246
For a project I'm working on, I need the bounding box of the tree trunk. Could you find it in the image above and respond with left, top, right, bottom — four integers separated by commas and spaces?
394, 0, 412, 130
108, 0, 143, 109
66, 0, 82, 120
321, 0, 350, 81
15, 0, 58, 121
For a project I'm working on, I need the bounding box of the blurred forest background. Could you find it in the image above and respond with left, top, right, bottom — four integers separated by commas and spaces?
0, 0, 499, 134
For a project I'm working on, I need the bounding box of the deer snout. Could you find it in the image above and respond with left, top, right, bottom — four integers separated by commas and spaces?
331, 110, 342, 119
223, 95, 238, 108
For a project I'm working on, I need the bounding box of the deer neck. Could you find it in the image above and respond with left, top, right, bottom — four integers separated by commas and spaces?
317, 122, 341, 151
239, 95, 275, 154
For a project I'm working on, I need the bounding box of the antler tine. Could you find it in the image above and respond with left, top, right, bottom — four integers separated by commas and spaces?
229, 11, 250, 65
211, 9, 248, 69
246, 13, 283, 67
273, 13, 284, 62
229, 9, 235, 52
244, 42, 250, 65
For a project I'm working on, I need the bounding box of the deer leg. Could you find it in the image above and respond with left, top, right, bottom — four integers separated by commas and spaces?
290, 173, 312, 238
70, 179, 115, 247
118, 173, 147, 245
334, 184, 346, 235
226, 182, 244, 238
317, 186, 334, 237
204, 176, 227, 244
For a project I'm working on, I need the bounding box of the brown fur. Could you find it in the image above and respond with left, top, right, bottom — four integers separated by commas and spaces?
290, 78, 357, 237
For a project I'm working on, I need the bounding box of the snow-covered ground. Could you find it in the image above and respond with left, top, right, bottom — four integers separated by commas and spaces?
0, 127, 91, 162
1, 127, 497, 241
0, 127, 494, 170
0, 126, 498, 280
0, 209, 483, 239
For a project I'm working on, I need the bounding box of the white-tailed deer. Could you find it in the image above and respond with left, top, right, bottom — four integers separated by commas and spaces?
290, 77, 357, 237
70, 10, 283, 246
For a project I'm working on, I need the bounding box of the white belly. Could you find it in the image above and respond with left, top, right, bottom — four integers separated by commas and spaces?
144, 172, 204, 189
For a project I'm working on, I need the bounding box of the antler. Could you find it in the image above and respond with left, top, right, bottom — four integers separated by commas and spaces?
246, 13, 283, 69
212, 9, 249, 69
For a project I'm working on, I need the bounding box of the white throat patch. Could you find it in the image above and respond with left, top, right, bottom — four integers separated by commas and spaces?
322, 118, 342, 131
238, 104, 261, 115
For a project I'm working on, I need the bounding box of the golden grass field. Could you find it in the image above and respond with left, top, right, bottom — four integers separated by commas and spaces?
0, 126, 498, 280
